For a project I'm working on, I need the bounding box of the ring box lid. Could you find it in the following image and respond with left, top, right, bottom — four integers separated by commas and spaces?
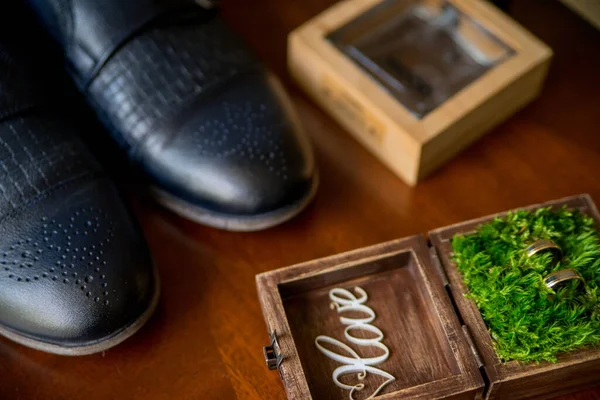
257, 194, 600, 399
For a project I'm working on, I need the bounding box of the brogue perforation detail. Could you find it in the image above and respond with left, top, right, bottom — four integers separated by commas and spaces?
1, 206, 115, 305
183, 98, 290, 180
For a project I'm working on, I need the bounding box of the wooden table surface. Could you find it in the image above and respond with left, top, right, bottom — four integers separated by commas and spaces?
2, 0, 600, 399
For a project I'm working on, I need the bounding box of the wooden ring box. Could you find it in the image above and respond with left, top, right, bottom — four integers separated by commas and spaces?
288, 0, 553, 186
257, 194, 600, 399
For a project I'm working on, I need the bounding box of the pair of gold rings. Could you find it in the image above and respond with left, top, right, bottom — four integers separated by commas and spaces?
525, 239, 586, 292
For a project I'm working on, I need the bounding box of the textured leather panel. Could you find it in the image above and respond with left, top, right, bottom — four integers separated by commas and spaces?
0, 16, 101, 221
88, 17, 256, 147
28, 0, 194, 81
0, 113, 99, 221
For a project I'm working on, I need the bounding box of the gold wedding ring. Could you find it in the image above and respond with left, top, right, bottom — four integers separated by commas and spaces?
543, 268, 585, 291
526, 239, 563, 265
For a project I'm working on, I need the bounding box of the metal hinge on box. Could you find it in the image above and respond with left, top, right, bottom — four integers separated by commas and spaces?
264, 330, 284, 377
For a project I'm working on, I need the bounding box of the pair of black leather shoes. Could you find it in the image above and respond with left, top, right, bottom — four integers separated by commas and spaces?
0, 1, 316, 355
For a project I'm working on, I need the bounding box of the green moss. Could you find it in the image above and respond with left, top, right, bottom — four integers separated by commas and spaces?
451, 206, 600, 363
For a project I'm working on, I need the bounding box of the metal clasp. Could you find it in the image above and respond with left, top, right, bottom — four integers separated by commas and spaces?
264, 330, 284, 371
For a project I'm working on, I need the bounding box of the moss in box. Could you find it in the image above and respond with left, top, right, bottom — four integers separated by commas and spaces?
452, 206, 600, 363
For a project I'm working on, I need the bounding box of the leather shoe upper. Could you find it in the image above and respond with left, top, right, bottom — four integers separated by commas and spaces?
28, 0, 316, 219
0, 18, 157, 349
135, 69, 314, 215
30, 0, 315, 220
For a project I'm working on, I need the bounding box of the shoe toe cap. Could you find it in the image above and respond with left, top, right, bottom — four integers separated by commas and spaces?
0, 178, 157, 351
139, 70, 316, 216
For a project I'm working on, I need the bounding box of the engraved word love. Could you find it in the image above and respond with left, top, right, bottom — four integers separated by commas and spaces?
315, 287, 395, 400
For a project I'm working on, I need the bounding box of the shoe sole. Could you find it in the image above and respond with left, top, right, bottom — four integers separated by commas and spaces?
150, 171, 319, 231
0, 264, 160, 356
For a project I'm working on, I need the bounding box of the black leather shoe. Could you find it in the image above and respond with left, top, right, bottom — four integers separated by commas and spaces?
0, 16, 159, 355
27, 0, 318, 231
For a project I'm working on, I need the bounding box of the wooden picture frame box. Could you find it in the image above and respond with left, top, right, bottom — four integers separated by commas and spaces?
256, 194, 600, 399
288, 0, 553, 186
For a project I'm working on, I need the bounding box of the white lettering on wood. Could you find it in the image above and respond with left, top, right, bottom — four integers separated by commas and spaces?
315, 287, 395, 400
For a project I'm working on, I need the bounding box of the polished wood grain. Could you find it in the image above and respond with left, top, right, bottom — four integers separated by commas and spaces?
1, 0, 600, 399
